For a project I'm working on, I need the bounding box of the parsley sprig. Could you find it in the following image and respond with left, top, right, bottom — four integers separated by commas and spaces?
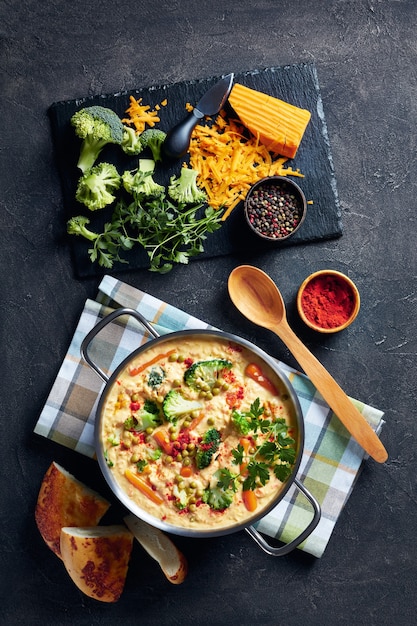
231, 399, 297, 489
88, 195, 224, 273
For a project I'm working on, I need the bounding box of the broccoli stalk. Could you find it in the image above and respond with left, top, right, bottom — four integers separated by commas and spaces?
121, 126, 144, 156
122, 158, 165, 199
75, 162, 121, 211
67, 215, 99, 241
168, 167, 207, 205
140, 128, 167, 162
196, 428, 221, 469
71, 106, 125, 173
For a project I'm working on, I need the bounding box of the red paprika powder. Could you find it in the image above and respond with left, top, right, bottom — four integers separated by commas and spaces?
300, 273, 356, 329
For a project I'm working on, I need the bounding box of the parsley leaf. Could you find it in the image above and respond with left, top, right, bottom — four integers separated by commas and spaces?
243, 461, 270, 491
230, 397, 298, 493
86, 193, 224, 273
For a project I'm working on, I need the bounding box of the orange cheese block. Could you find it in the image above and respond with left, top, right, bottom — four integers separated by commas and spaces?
228, 83, 311, 159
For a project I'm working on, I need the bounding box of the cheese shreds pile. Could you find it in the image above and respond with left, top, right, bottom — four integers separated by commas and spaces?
122, 96, 167, 133
188, 113, 304, 220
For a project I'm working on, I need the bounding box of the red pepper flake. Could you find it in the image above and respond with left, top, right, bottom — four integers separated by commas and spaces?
184, 358, 194, 367
129, 401, 141, 411
225, 386, 244, 408
222, 369, 236, 384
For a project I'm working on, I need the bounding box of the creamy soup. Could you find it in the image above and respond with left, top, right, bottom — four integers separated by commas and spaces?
100, 335, 299, 531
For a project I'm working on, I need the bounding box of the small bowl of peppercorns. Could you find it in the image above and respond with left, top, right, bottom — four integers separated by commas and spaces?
297, 270, 361, 333
244, 176, 307, 242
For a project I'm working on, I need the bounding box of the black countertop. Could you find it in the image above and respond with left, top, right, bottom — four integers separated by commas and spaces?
1, 1, 416, 624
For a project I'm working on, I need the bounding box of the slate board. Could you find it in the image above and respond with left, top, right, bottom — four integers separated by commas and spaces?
49, 62, 342, 277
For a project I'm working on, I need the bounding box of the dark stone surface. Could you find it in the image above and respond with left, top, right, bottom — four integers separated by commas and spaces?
1, 1, 416, 624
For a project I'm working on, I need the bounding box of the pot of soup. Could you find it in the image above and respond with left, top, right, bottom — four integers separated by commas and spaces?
81, 308, 320, 556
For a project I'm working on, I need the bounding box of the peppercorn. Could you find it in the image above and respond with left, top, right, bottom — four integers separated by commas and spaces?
245, 180, 305, 240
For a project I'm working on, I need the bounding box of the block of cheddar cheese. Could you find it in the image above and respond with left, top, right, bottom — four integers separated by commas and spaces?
228, 83, 311, 159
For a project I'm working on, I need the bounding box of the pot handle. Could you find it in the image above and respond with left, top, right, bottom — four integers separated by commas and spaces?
245, 477, 321, 556
80, 307, 160, 384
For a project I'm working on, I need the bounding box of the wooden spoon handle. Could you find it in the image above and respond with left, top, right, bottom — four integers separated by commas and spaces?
276, 322, 388, 463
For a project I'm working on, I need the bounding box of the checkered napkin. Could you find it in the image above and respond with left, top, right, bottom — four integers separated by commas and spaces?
34, 275, 384, 558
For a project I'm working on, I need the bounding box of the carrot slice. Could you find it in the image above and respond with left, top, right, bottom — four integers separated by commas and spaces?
239, 437, 251, 475
245, 363, 279, 396
129, 349, 176, 377
153, 430, 173, 455
125, 469, 164, 505
242, 489, 257, 512
180, 466, 193, 478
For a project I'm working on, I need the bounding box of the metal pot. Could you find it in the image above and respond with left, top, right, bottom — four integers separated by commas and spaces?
81, 307, 321, 556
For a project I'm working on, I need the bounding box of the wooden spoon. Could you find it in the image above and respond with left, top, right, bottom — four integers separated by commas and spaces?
228, 265, 388, 463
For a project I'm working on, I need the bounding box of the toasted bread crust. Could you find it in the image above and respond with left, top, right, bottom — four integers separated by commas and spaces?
35, 462, 110, 558
60, 526, 133, 602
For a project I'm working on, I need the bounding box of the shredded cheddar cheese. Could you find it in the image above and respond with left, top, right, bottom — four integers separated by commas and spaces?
188, 113, 304, 220
122, 96, 162, 133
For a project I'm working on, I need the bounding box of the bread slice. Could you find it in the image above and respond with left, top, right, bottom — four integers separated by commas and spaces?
60, 526, 133, 602
35, 461, 110, 558
124, 514, 188, 584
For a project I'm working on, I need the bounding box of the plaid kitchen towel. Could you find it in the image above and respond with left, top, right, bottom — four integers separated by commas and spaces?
34, 274, 385, 558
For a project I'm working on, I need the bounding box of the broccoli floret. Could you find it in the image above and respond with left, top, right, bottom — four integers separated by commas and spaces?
67, 215, 99, 241
124, 401, 162, 432
122, 158, 165, 198
121, 126, 144, 156
124, 409, 162, 433
184, 359, 233, 391
71, 106, 125, 173
231, 411, 252, 436
196, 428, 221, 469
147, 366, 165, 389
202, 470, 234, 510
140, 128, 167, 162
143, 399, 160, 414
75, 162, 121, 211
162, 390, 203, 423
168, 167, 207, 205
